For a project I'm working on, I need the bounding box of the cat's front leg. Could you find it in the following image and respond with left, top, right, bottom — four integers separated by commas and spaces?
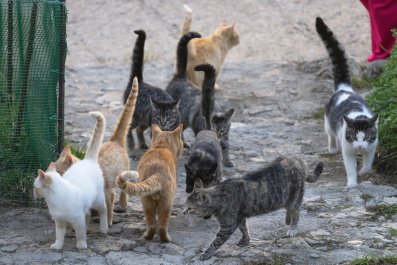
359, 147, 376, 177
50, 220, 67, 250
200, 222, 238, 260
237, 218, 250, 246
342, 148, 358, 187
72, 218, 87, 249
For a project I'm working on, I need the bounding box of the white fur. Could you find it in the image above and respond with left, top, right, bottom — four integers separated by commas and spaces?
337, 83, 353, 92
184, 4, 192, 14
335, 93, 350, 106
324, 115, 339, 154
34, 160, 108, 249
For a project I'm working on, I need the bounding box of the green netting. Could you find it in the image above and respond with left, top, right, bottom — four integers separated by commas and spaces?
0, 0, 66, 204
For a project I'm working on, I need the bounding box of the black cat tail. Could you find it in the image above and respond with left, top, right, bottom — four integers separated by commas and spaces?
305, 162, 324, 183
176, 31, 201, 79
194, 64, 216, 130
315, 17, 351, 90
124, 30, 146, 104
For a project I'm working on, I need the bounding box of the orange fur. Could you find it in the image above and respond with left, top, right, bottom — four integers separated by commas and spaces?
54, 145, 80, 175
116, 123, 183, 242
186, 23, 240, 88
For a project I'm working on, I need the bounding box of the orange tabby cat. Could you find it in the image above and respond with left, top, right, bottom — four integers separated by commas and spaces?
116, 123, 183, 242
186, 22, 240, 89
54, 77, 139, 226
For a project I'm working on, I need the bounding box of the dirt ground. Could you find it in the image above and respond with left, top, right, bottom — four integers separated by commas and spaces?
1, 1, 397, 265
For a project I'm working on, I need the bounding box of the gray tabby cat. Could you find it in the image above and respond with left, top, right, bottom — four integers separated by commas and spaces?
212, 109, 235, 167
184, 64, 223, 193
124, 30, 180, 149
166, 31, 205, 146
315, 17, 379, 187
186, 156, 324, 260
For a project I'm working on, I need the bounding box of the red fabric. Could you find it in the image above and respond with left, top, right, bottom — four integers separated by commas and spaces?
360, 0, 397, 61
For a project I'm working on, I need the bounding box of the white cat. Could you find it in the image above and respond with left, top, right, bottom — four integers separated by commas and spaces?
316, 17, 379, 187
34, 111, 108, 249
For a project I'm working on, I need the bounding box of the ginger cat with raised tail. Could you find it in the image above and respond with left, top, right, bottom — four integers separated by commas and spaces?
54, 78, 139, 226
34, 112, 108, 250
186, 22, 240, 89
116, 123, 183, 243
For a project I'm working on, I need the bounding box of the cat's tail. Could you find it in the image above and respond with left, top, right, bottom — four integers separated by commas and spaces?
195, 64, 216, 130
124, 30, 145, 104
181, 4, 192, 36
315, 17, 351, 90
116, 171, 162, 197
85, 111, 106, 161
305, 162, 324, 183
111, 77, 139, 147
176, 31, 201, 79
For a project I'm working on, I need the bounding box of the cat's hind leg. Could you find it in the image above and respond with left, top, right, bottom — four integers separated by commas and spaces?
359, 147, 376, 177
50, 219, 67, 250
137, 125, 148, 149
127, 128, 135, 150
104, 183, 115, 226
142, 197, 156, 240
325, 116, 338, 154
72, 217, 88, 249
157, 202, 172, 243
237, 218, 250, 246
286, 209, 300, 237
200, 220, 238, 260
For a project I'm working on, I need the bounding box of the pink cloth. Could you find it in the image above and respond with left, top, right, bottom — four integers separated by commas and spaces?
360, 0, 397, 61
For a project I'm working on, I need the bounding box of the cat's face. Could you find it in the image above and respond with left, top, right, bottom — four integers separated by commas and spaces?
151, 123, 184, 156
150, 98, 181, 131
186, 179, 213, 219
185, 162, 218, 193
216, 23, 240, 46
54, 145, 79, 175
212, 108, 234, 138
343, 114, 378, 149
33, 163, 59, 199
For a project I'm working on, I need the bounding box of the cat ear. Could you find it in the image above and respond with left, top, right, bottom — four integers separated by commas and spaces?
225, 108, 234, 119
370, 114, 379, 126
343, 115, 354, 126
38, 169, 47, 179
65, 154, 74, 165
47, 162, 57, 172
62, 145, 71, 156
149, 97, 157, 111
151, 123, 162, 139
193, 178, 204, 191
173, 124, 184, 137
229, 22, 236, 30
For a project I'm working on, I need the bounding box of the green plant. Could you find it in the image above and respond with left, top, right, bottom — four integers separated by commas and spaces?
366, 202, 397, 218
352, 75, 372, 90
389, 228, 397, 237
350, 254, 397, 265
360, 193, 374, 202
311, 107, 325, 120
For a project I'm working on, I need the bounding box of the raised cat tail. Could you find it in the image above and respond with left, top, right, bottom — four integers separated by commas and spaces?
305, 162, 324, 183
111, 77, 139, 147
85, 111, 106, 161
315, 17, 351, 90
117, 171, 162, 196
194, 64, 216, 130
176, 31, 201, 79
181, 4, 192, 36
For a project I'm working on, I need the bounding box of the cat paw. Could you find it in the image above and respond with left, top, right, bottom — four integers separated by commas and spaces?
359, 168, 372, 177
223, 160, 234, 167
76, 241, 87, 249
237, 238, 250, 246
144, 228, 155, 241
50, 243, 63, 250
346, 181, 358, 188
99, 225, 108, 234
286, 228, 298, 237
328, 147, 338, 154
199, 250, 214, 261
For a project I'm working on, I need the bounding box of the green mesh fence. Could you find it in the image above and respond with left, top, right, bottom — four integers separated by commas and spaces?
0, 0, 66, 204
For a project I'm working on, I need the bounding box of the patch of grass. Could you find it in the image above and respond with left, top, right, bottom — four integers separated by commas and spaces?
366, 202, 397, 219
311, 107, 325, 120
389, 228, 397, 237
360, 193, 374, 202
64, 141, 85, 160
350, 254, 397, 265
366, 39, 397, 178
352, 75, 372, 90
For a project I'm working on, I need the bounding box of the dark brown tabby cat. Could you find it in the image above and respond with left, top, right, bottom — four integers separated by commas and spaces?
186, 156, 324, 260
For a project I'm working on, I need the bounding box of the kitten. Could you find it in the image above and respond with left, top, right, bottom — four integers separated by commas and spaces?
181, 4, 192, 37
97, 77, 139, 225
116, 123, 183, 243
166, 31, 203, 146
184, 64, 223, 193
34, 112, 108, 250
212, 108, 235, 167
186, 22, 240, 89
124, 30, 178, 149
186, 156, 324, 260
315, 17, 379, 187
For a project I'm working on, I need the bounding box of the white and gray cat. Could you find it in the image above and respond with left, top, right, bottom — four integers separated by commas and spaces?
316, 17, 379, 187
34, 112, 108, 249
